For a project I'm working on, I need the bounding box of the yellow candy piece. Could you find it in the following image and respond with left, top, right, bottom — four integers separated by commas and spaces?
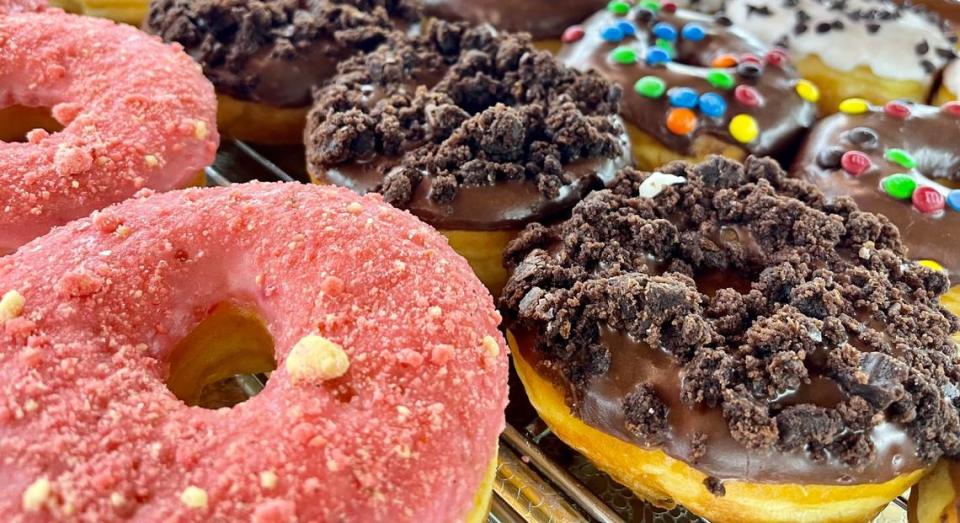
919, 259, 946, 273
838, 98, 870, 114
728, 114, 758, 144
795, 79, 820, 103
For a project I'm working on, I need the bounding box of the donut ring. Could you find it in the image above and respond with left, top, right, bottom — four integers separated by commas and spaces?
557, 1, 816, 171
501, 156, 960, 523
791, 100, 960, 321
725, 0, 958, 113
0, 182, 507, 521
0, 11, 218, 254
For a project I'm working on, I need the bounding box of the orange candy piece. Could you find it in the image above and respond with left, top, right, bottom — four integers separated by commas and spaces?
710, 54, 738, 68
666, 108, 697, 135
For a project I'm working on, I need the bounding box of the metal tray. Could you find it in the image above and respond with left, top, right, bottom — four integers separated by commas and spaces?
208, 139, 910, 523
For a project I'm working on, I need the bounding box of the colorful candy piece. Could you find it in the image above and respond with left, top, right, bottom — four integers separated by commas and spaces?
765, 48, 788, 66
734, 84, 762, 107
881, 174, 917, 200
681, 23, 706, 42
839, 98, 870, 114
661, 1, 677, 12
795, 79, 820, 103
883, 100, 911, 119
646, 48, 671, 65
635, 76, 667, 98
601, 26, 625, 42
706, 69, 735, 89
840, 150, 871, 176
948, 190, 960, 212
608, 0, 631, 15
667, 108, 697, 135
711, 54, 738, 68
617, 20, 637, 36
919, 259, 946, 272
884, 148, 916, 169
653, 22, 677, 41
562, 25, 585, 44
698, 92, 727, 118
611, 46, 638, 64
912, 186, 946, 214
942, 101, 960, 117
641, 0, 661, 11
729, 114, 758, 143
668, 87, 699, 108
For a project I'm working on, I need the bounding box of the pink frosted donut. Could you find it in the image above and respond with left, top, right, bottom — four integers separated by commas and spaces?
0, 0, 45, 13
0, 182, 508, 521
0, 11, 218, 254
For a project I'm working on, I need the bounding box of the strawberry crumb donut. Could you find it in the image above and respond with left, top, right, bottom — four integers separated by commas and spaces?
0, 182, 508, 521
0, 11, 218, 254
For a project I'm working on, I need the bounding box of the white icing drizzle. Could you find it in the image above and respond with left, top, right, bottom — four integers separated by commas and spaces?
725, 0, 956, 83
945, 60, 960, 97
638, 172, 687, 198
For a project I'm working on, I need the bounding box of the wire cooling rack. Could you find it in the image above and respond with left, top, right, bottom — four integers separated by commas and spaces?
207, 139, 910, 523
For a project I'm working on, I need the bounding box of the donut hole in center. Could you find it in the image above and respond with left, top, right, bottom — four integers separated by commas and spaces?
166, 303, 276, 409
0, 105, 63, 143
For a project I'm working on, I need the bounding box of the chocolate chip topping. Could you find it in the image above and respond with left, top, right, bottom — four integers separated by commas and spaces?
146, 0, 418, 106
503, 156, 960, 483
304, 21, 630, 230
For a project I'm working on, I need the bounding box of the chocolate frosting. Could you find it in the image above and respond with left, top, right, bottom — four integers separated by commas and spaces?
792, 102, 960, 285
502, 156, 960, 485
304, 21, 632, 231
146, 0, 419, 107
420, 0, 604, 40
558, 6, 817, 158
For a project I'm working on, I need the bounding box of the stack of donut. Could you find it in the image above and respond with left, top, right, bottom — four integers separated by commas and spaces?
4, 0, 960, 522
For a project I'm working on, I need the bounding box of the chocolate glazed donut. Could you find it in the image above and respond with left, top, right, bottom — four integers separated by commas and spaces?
791, 100, 960, 321
558, 0, 817, 170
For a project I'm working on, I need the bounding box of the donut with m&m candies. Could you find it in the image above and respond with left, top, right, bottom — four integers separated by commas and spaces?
0, 182, 508, 521
791, 99, 960, 321
558, 0, 817, 170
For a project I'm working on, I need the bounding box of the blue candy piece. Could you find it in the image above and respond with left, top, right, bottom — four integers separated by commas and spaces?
681, 23, 706, 41
698, 92, 727, 117
653, 21, 677, 41
668, 87, 699, 108
616, 20, 637, 36
646, 47, 671, 65
601, 25, 625, 42
948, 189, 960, 212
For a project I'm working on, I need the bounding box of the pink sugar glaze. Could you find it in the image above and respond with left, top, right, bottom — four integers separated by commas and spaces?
0, 11, 219, 254
0, 182, 508, 522
0, 0, 46, 13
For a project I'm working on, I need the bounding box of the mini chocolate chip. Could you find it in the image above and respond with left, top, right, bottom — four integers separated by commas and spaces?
748, 4, 773, 16
921, 59, 935, 74
831, 19, 844, 29
783, 0, 798, 6
796, 10, 811, 21
737, 62, 762, 78
866, 23, 880, 33
775, 35, 791, 48
916, 40, 929, 55
847, 127, 879, 150
816, 22, 832, 33
715, 15, 734, 26
937, 47, 957, 59
795, 23, 808, 35
816, 146, 844, 169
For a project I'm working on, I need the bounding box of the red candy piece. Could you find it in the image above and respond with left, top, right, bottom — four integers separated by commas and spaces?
562, 25, 585, 44
765, 48, 789, 66
740, 53, 761, 64
912, 186, 946, 214
662, 1, 678, 12
884, 100, 911, 119
840, 150, 871, 176
734, 84, 762, 107
943, 101, 960, 117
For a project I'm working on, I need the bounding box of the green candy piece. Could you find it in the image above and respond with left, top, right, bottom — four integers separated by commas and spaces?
706, 69, 735, 89
641, 0, 661, 11
635, 76, 666, 98
884, 148, 916, 169
882, 174, 917, 200
610, 46, 638, 65
607, 0, 631, 15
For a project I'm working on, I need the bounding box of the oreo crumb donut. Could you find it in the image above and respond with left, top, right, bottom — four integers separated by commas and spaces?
146, 0, 420, 145
937, 59, 959, 104
0, 182, 508, 521
48, 0, 147, 24
501, 156, 960, 523
304, 21, 631, 294
791, 100, 960, 321
726, 0, 958, 113
0, 10, 219, 254
558, 0, 816, 171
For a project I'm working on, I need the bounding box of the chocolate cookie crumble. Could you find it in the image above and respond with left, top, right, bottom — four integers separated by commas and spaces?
503, 156, 960, 483
304, 20, 630, 229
